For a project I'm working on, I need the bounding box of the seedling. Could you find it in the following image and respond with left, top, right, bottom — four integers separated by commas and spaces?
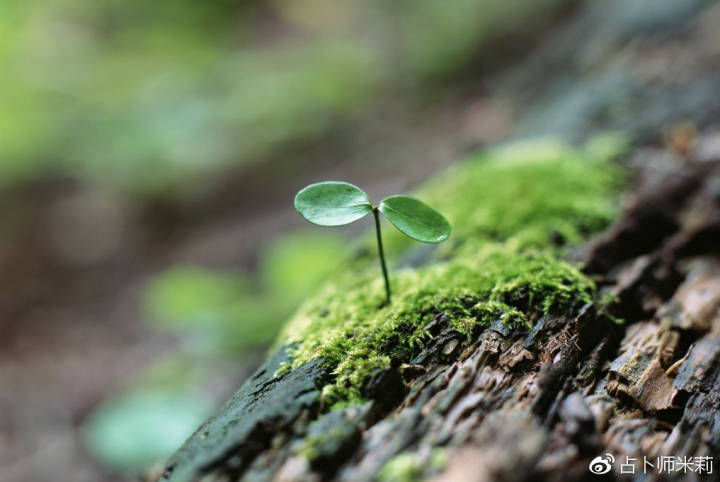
294, 181, 451, 303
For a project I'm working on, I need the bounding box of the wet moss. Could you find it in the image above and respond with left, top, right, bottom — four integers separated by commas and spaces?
274, 135, 626, 406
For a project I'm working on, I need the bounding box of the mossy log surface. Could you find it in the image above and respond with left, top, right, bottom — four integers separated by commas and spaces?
161, 138, 720, 482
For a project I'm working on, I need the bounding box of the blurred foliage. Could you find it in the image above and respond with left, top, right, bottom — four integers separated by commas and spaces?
144, 230, 348, 354
0, 0, 570, 192
83, 388, 213, 473
84, 230, 347, 474
259, 231, 352, 296
144, 267, 287, 352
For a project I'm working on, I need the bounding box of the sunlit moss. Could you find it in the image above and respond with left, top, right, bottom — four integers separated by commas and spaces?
379, 136, 625, 256
275, 136, 626, 405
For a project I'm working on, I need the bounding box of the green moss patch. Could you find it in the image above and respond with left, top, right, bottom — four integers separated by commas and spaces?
275, 135, 626, 406
377, 449, 448, 482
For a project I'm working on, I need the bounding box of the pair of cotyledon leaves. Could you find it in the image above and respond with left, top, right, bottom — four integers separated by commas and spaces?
295, 181, 451, 243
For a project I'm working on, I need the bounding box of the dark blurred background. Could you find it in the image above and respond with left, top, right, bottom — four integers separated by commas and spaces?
2, 0, 720, 480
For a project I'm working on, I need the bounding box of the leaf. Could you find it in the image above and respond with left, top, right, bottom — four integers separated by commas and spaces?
379, 195, 451, 243
295, 181, 372, 226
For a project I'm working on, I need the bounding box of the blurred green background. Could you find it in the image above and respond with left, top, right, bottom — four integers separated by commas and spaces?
3, 0, 716, 480
2, 1, 576, 479
0, 0, 564, 191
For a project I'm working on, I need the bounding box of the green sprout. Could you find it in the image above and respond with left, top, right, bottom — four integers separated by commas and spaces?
294, 181, 451, 303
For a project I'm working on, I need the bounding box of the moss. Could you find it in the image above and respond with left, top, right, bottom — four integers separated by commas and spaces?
377, 453, 424, 482
274, 135, 626, 406
429, 448, 448, 471
297, 408, 361, 461
299, 425, 348, 461
377, 449, 447, 482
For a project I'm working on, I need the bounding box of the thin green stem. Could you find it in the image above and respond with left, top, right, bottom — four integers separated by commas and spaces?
373, 207, 391, 304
